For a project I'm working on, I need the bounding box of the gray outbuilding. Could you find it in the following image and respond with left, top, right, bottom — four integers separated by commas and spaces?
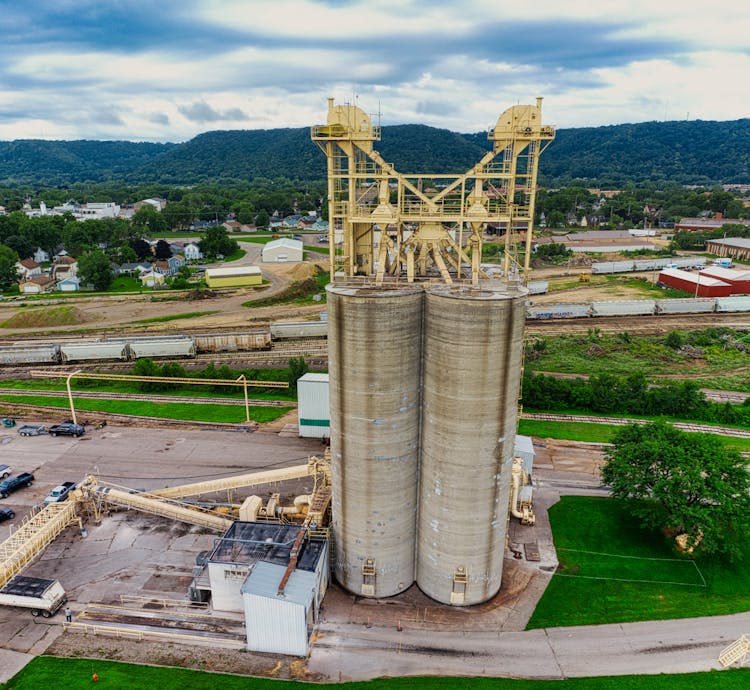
262, 238, 303, 262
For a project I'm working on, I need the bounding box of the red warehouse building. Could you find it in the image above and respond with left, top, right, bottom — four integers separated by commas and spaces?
658, 268, 732, 297
698, 266, 750, 294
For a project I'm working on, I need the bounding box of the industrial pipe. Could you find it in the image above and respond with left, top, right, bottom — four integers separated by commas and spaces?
510, 458, 535, 525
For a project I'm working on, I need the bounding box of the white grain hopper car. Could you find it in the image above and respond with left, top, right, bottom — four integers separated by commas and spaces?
127, 337, 195, 359
590, 300, 656, 316
716, 296, 750, 312
60, 341, 129, 363
0, 575, 67, 617
527, 280, 549, 295
655, 298, 716, 314
0, 344, 59, 364
526, 303, 591, 319
270, 321, 328, 339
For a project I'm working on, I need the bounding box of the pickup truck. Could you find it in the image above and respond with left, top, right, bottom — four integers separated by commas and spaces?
0, 472, 34, 499
0, 464, 10, 479
17, 424, 47, 437
0, 576, 67, 617
43, 481, 76, 504
0, 507, 15, 522
48, 422, 85, 437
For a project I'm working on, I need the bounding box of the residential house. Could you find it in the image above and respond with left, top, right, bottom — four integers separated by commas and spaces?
19, 275, 56, 294
183, 243, 203, 261
16, 259, 42, 280
34, 248, 50, 264
57, 276, 81, 292
51, 255, 78, 281
135, 198, 167, 211
153, 260, 175, 277
139, 270, 166, 287
167, 255, 185, 273
117, 262, 151, 275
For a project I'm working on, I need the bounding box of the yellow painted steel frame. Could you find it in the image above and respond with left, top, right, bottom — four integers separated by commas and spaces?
312, 98, 554, 285
0, 501, 80, 590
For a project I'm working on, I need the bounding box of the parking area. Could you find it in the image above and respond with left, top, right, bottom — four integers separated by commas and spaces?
0, 420, 323, 658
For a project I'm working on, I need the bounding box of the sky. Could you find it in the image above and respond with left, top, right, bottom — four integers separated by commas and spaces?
0, 0, 748, 142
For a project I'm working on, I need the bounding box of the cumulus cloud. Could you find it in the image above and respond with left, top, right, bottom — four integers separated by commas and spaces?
0, 0, 748, 140
177, 101, 248, 123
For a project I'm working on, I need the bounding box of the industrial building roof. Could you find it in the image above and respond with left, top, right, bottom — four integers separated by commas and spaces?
298, 373, 329, 383
240, 560, 316, 608
706, 237, 750, 249
264, 238, 303, 251
514, 435, 535, 458
659, 268, 730, 286
699, 266, 750, 280
208, 521, 326, 571
205, 266, 261, 278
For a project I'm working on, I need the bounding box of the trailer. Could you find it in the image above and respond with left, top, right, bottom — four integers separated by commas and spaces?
0, 575, 67, 617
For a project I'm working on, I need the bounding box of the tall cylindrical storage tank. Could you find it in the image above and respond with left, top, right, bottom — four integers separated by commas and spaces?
417, 283, 527, 605
326, 284, 423, 598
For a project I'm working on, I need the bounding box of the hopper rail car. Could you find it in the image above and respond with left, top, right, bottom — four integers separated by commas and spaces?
1, 298, 749, 368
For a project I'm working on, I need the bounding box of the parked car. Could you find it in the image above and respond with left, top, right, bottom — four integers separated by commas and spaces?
48, 422, 85, 437
17, 424, 47, 437
0, 472, 34, 499
0, 464, 10, 479
0, 507, 15, 522
43, 482, 76, 504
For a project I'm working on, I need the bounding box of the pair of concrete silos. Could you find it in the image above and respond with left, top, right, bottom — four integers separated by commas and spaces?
326, 280, 527, 605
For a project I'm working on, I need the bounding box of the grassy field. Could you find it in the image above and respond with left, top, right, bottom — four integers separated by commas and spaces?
133, 310, 219, 324
517, 417, 750, 453
526, 497, 750, 629
0, 305, 93, 328
526, 328, 750, 390
0, 394, 291, 424
2, 658, 748, 690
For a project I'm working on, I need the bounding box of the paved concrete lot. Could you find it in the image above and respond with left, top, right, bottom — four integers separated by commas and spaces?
0, 421, 323, 667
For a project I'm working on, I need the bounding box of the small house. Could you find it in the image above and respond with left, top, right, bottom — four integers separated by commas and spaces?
34, 248, 50, 264
19, 275, 56, 294
16, 259, 42, 280
51, 256, 78, 281
183, 243, 203, 261
57, 276, 81, 292
139, 270, 166, 287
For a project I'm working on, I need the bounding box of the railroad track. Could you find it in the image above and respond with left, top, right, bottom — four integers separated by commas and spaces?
0, 388, 295, 407
523, 412, 750, 439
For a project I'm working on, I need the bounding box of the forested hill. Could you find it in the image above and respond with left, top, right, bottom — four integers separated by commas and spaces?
1, 118, 749, 186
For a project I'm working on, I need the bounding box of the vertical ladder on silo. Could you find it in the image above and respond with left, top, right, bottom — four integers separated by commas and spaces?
718, 635, 750, 668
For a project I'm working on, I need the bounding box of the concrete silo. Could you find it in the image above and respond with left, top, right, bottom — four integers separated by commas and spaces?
326, 284, 424, 598
416, 283, 528, 605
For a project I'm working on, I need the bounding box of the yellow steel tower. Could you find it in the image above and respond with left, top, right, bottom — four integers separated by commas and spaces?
311, 97, 555, 285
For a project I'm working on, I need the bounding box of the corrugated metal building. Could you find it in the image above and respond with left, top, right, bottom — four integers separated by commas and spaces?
658, 268, 732, 297
297, 373, 330, 438
206, 522, 328, 614
242, 561, 324, 656
698, 266, 750, 294
262, 238, 303, 263
705, 237, 750, 262
514, 435, 535, 476
205, 266, 262, 288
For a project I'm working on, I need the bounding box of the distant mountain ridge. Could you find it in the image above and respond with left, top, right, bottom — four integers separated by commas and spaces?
1, 118, 748, 186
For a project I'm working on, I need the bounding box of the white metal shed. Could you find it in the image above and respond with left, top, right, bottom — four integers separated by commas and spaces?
297, 373, 330, 438
262, 238, 303, 263
242, 561, 317, 656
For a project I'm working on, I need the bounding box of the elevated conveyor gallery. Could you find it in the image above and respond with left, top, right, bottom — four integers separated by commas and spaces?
0, 501, 80, 589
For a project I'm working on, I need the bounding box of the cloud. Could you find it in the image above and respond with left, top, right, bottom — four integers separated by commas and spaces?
148, 112, 170, 125
178, 101, 248, 123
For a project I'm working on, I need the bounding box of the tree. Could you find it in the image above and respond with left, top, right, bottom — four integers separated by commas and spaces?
255, 209, 270, 229
602, 421, 750, 562
287, 356, 308, 392
154, 239, 172, 260
0, 244, 19, 290
237, 203, 255, 225
77, 250, 114, 291
130, 238, 152, 260
199, 226, 238, 259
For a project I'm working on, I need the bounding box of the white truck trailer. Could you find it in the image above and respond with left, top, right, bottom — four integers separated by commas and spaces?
0, 575, 67, 617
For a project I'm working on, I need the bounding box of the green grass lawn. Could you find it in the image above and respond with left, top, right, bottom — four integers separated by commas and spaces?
526, 496, 750, 629
3, 658, 748, 690
517, 418, 750, 453
134, 310, 219, 324
0, 394, 291, 424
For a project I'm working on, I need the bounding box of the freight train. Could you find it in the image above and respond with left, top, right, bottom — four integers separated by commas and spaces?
1, 297, 749, 367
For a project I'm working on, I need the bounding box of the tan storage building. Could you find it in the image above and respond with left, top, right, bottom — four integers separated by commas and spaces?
205, 266, 262, 288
